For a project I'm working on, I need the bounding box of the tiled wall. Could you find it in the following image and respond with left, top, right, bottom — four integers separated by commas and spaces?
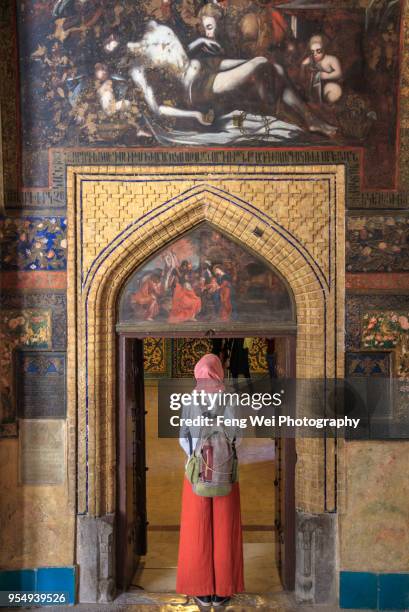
3, 213, 409, 274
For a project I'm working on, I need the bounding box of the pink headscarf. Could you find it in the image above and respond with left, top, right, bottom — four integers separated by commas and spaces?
194, 353, 225, 392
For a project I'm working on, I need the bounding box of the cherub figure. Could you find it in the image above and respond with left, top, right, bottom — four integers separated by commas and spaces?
94, 62, 131, 116
302, 35, 343, 105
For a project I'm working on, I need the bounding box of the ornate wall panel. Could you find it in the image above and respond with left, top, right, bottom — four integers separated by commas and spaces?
346, 295, 409, 351
66, 161, 345, 517
346, 215, 409, 272
0, 309, 51, 436
345, 351, 392, 378
143, 337, 171, 378
143, 337, 268, 378
0, 292, 67, 437
345, 295, 409, 430
0, 217, 67, 271
167, 337, 268, 378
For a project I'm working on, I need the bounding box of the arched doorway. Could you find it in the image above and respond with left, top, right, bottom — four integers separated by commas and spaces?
115, 224, 297, 597
66, 162, 345, 605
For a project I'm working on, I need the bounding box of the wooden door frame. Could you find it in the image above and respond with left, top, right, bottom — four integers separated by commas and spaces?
116, 334, 129, 590
280, 335, 296, 591
116, 330, 296, 592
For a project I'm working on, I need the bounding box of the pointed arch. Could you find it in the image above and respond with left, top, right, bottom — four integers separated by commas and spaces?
66, 165, 345, 521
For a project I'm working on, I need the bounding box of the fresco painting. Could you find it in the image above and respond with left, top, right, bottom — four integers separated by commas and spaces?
118, 226, 293, 329
18, 0, 402, 189
346, 216, 409, 273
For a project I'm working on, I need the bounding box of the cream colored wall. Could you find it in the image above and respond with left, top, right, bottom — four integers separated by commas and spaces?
339, 440, 409, 572
0, 439, 74, 569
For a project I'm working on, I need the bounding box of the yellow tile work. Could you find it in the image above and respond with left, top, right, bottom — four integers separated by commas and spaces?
79, 169, 333, 285
66, 164, 345, 518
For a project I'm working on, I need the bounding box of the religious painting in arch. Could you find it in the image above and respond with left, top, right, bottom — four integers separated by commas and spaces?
117, 225, 295, 332
18, 0, 402, 190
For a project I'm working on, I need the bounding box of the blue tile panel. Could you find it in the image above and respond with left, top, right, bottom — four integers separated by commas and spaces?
340, 571, 409, 610
0, 567, 75, 605
0, 569, 36, 592
0, 217, 67, 271
340, 571, 378, 609
378, 574, 409, 611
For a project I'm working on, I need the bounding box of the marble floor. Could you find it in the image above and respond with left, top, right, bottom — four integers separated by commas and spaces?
7, 532, 353, 612
132, 531, 281, 594
35, 593, 358, 611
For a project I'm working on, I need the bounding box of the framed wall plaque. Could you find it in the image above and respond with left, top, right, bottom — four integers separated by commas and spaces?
15, 350, 66, 419
19, 419, 66, 485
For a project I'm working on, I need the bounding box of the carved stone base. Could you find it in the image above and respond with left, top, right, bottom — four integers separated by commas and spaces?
295, 511, 337, 605
77, 514, 116, 603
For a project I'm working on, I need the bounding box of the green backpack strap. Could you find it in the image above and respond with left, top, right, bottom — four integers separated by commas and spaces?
185, 454, 200, 484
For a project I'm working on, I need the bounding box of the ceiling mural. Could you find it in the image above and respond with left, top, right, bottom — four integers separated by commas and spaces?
18, 0, 402, 189
117, 225, 294, 331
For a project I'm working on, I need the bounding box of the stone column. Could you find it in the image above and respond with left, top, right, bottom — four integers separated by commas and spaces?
77, 514, 116, 603
295, 511, 337, 605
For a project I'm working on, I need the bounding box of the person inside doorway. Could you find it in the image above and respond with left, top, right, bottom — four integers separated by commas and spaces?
211, 337, 230, 374
226, 337, 253, 391
176, 353, 244, 608
266, 337, 277, 379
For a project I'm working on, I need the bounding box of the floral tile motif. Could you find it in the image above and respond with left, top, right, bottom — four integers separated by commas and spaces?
172, 338, 213, 378
143, 336, 269, 379
249, 338, 268, 373
347, 216, 409, 272
0, 309, 52, 436
362, 311, 409, 395
171, 337, 268, 378
346, 298, 409, 425
143, 337, 171, 378
345, 295, 409, 351
362, 312, 409, 350
0, 292, 66, 351
0, 217, 67, 271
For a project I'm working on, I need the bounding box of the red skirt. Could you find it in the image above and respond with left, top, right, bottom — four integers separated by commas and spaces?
176, 477, 245, 597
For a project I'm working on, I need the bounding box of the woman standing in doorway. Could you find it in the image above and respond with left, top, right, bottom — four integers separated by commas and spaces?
176, 353, 244, 608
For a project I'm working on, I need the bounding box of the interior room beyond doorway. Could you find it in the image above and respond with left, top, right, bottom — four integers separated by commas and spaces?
131, 336, 287, 595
